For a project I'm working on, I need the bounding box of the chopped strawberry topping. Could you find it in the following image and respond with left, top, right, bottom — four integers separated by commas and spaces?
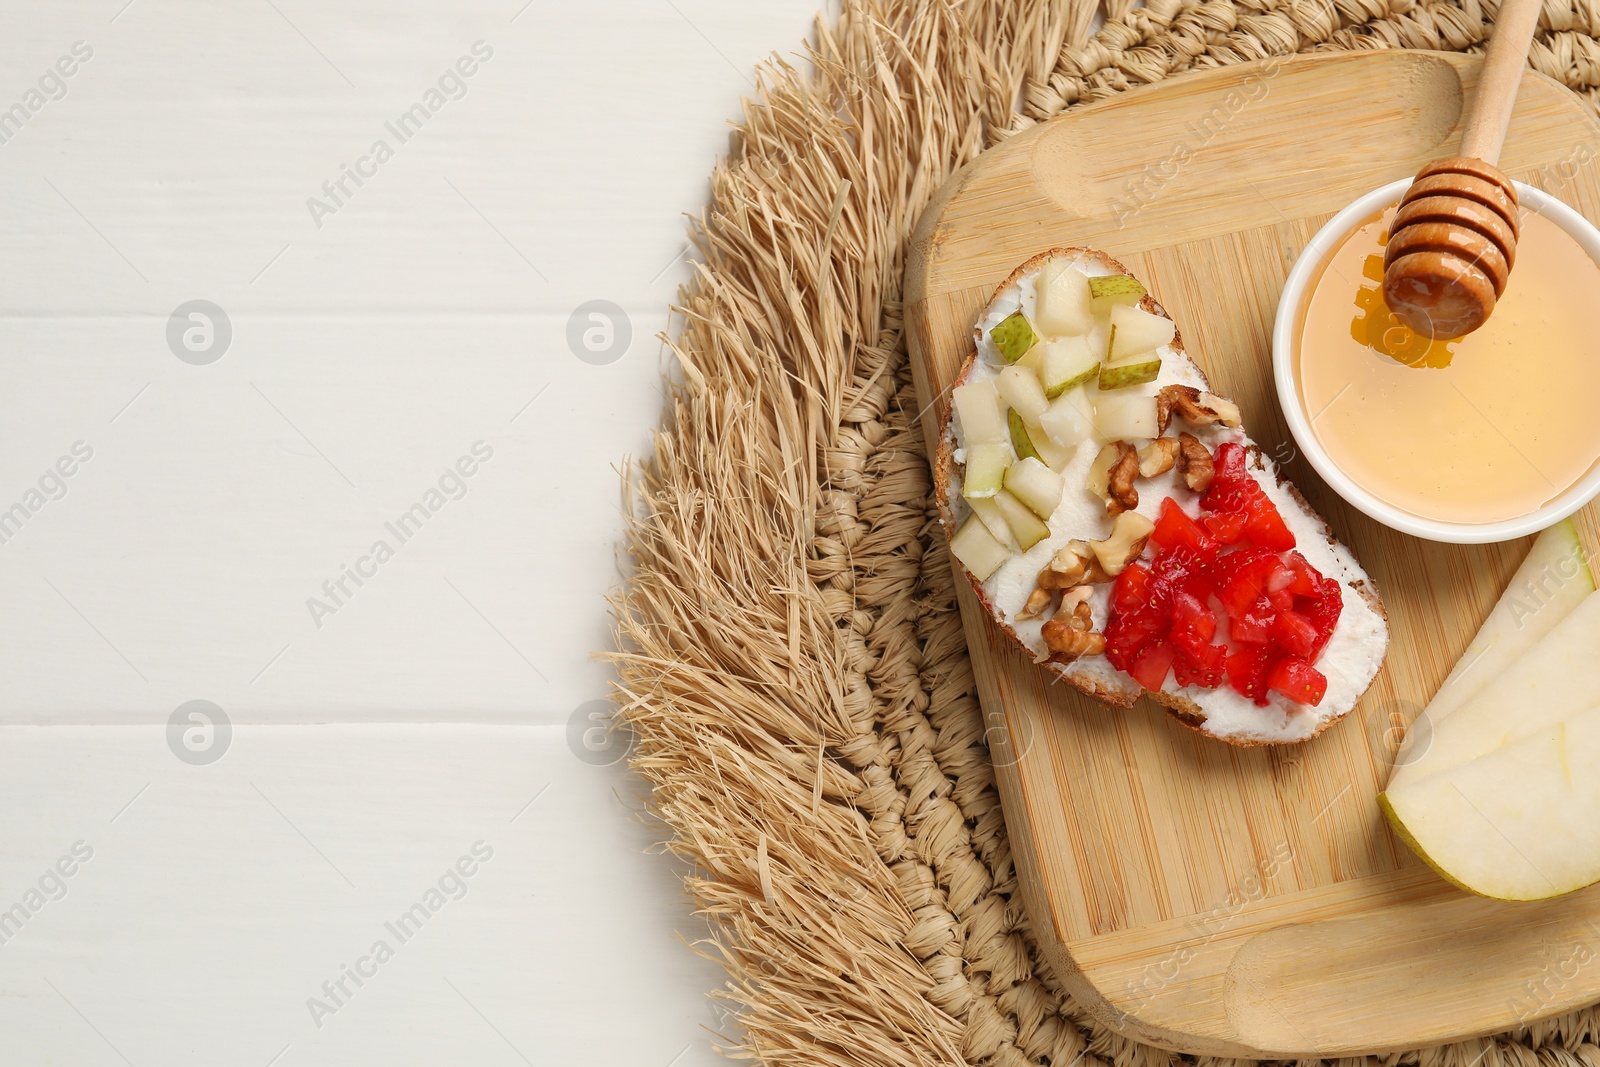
1128, 642, 1176, 691
1228, 596, 1276, 646
1200, 511, 1247, 544
1202, 443, 1295, 551
1266, 656, 1328, 706
1270, 609, 1320, 659
1104, 479, 1342, 709
1216, 548, 1285, 618
1151, 497, 1214, 556
1172, 641, 1227, 689
1225, 647, 1271, 706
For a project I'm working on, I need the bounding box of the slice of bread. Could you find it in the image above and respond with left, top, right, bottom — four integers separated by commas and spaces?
935, 248, 1389, 746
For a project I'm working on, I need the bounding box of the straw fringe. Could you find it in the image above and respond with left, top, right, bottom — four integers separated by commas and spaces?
610, 0, 1600, 1063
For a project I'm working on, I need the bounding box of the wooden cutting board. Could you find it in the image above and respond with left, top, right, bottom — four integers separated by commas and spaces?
905, 50, 1600, 1057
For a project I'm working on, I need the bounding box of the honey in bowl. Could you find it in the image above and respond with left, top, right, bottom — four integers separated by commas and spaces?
1294, 203, 1600, 525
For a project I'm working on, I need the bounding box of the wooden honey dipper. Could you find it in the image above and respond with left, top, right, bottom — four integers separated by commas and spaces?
1382, 0, 1544, 338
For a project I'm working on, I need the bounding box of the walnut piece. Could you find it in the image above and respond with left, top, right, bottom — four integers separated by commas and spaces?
1137, 437, 1179, 478
1089, 511, 1155, 577
1016, 585, 1053, 621
1176, 432, 1214, 493
1059, 585, 1094, 618
1087, 443, 1118, 505
1029, 586, 1096, 659
1046, 541, 1108, 585
1102, 442, 1140, 515
1157, 385, 1244, 435
1041, 597, 1106, 662
1201, 391, 1243, 427
1020, 548, 1109, 622
1043, 626, 1104, 662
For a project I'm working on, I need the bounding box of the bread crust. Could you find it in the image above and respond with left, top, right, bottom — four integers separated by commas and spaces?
934, 248, 1388, 746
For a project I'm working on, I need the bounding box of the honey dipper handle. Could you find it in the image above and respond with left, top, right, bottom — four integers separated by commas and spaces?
1459, 0, 1544, 163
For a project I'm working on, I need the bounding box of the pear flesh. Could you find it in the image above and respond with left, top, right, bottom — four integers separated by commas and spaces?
1382, 706, 1600, 901
1393, 590, 1600, 785
1381, 524, 1600, 900
1381, 565, 1600, 900
1420, 520, 1591, 730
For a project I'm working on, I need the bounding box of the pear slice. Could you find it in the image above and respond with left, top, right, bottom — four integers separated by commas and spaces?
1094, 392, 1160, 441
1003, 457, 1063, 519
962, 442, 1011, 500
993, 489, 1049, 550
1097, 352, 1162, 390
1009, 410, 1042, 463
1008, 411, 1074, 470
1022, 420, 1074, 470
1108, 304, 1177, 360
1020, 336, 1099, 398
1394, 589, 1600, 786
989, 310, 1038, 364
1085, 319, 1110, 363
950, 515, 1010, 581
1427, 520, 1590, 729
966, 495, 1017, 549
997, 364, 1049, 422
951, 380, 1009, 445
1038, 387, 1094, 448
1381, 704, 1600, 900
1391, 522, 1592, 778
1035, 260, 1094, 337
1088, 274, 1146, 312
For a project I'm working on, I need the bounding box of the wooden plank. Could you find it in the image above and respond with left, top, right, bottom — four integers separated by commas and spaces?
905, 50, 1600, 1056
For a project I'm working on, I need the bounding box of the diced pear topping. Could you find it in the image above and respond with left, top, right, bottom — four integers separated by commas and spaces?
950, 515, 1011, 581
951, 380, 1008, 444
1035, 261, 1094, 337
963, 441, 1011, 499
1008, 408, 1073, 470
1003, 457, 1064, 519
1108, 304, 1176, 360
997, 364, 1049, 422
1097, 353, 1163, 390
1094, 392, 1160, 441
1008, 410, 1041, 463
1038, 387, 1094, 448
1022, 336, 1099, 398
1017, 343, 1046, 377
1085, 319, 1109, 362
1088, 274, 1147, 312
1023, 422, 1074, 470
989, 310, 1039, 364
966, 495, 1018, 549
993, 489, 1049, 550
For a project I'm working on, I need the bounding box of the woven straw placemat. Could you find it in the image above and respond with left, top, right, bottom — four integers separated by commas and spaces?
610, 1, 1600, 1065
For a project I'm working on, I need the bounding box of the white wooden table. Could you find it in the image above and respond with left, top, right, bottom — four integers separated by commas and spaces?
0, 1, 817, 1062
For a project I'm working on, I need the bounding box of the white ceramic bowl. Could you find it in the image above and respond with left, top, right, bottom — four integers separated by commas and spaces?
1272, 178, 1600, 544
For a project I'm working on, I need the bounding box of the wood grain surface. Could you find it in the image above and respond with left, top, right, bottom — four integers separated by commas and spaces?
904, 50, 1600, 1056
